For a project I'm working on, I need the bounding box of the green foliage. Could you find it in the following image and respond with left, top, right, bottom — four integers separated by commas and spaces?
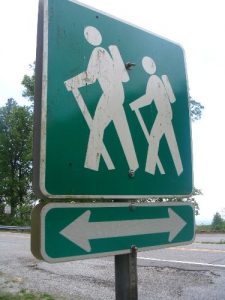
0, 203, 33, 226
21, 64, 35, 102
139, 187, 201, 216
0, 99, 33, 219
211, 212, 225, 231
0, 289, 55, 300
195, 213, 225, 233
195, 224, 212, 233
190, 97, 204, 122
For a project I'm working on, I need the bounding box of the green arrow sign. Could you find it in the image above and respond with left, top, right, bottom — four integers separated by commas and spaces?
34, 0, 192, 199
31, 203, 195, 263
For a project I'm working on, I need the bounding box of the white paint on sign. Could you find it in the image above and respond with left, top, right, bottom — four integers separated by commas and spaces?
60, 208, 186, 252
65, 26, 184, 176
130, 57, 183, 175
65, 26, 138, 172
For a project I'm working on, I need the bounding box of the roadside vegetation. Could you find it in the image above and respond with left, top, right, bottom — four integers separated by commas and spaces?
0, 289, 55, 300
196, 212, 225, 233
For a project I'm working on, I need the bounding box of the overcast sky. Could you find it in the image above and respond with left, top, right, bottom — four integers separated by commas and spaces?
0, 0, 224, 224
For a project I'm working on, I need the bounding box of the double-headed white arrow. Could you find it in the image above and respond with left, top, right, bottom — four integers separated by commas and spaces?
60, 208, 186, 252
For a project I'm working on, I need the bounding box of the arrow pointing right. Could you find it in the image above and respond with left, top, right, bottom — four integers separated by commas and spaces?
60, 208, 187, 252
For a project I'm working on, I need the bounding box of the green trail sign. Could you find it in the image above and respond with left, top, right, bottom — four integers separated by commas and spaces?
34, 0, 192, 199
31, 202, 195, 263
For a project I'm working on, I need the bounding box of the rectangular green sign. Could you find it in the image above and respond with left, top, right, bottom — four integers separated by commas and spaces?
31, 202, 195, 263
34, 0, 192, 198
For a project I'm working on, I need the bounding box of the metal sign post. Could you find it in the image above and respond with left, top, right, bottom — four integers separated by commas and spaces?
115, 247, 138, 300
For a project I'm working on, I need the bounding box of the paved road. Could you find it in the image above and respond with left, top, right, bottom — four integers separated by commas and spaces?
1, 232, 225, 299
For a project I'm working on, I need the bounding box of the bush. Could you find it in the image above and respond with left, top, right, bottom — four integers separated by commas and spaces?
211, 212, 225, 231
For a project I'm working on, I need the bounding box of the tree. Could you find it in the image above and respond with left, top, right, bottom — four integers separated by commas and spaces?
21, 63, 35, 102
211, 212, 225, 231
0, 99, 33, 218
140, 187, 201, 216
189, 97, 204, 122
221, 208, 225, 219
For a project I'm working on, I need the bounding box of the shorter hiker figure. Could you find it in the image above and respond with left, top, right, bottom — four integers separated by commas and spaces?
130, 56, 183, 176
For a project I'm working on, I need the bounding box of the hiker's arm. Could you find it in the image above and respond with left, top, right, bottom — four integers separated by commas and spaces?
65, 51, 98, 91
130, 94, 152, 111
64, 71, 94, 91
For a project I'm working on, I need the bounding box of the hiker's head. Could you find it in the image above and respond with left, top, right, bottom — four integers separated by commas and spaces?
142, 56, 156, 75
84, 26, 102, 46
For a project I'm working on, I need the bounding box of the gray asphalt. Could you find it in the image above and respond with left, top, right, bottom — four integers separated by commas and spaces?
1, 232, 225, 299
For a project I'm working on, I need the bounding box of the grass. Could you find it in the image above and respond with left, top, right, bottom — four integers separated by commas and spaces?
0, 289, 55, 300
196, 225, 225, 233
198, 240, 225, 245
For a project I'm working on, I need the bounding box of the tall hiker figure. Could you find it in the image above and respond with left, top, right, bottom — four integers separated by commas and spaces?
65, 26, 138, 172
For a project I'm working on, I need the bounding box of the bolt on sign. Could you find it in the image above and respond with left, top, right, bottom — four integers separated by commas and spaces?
31, 202, 195, 263
34, 0, 193, 199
